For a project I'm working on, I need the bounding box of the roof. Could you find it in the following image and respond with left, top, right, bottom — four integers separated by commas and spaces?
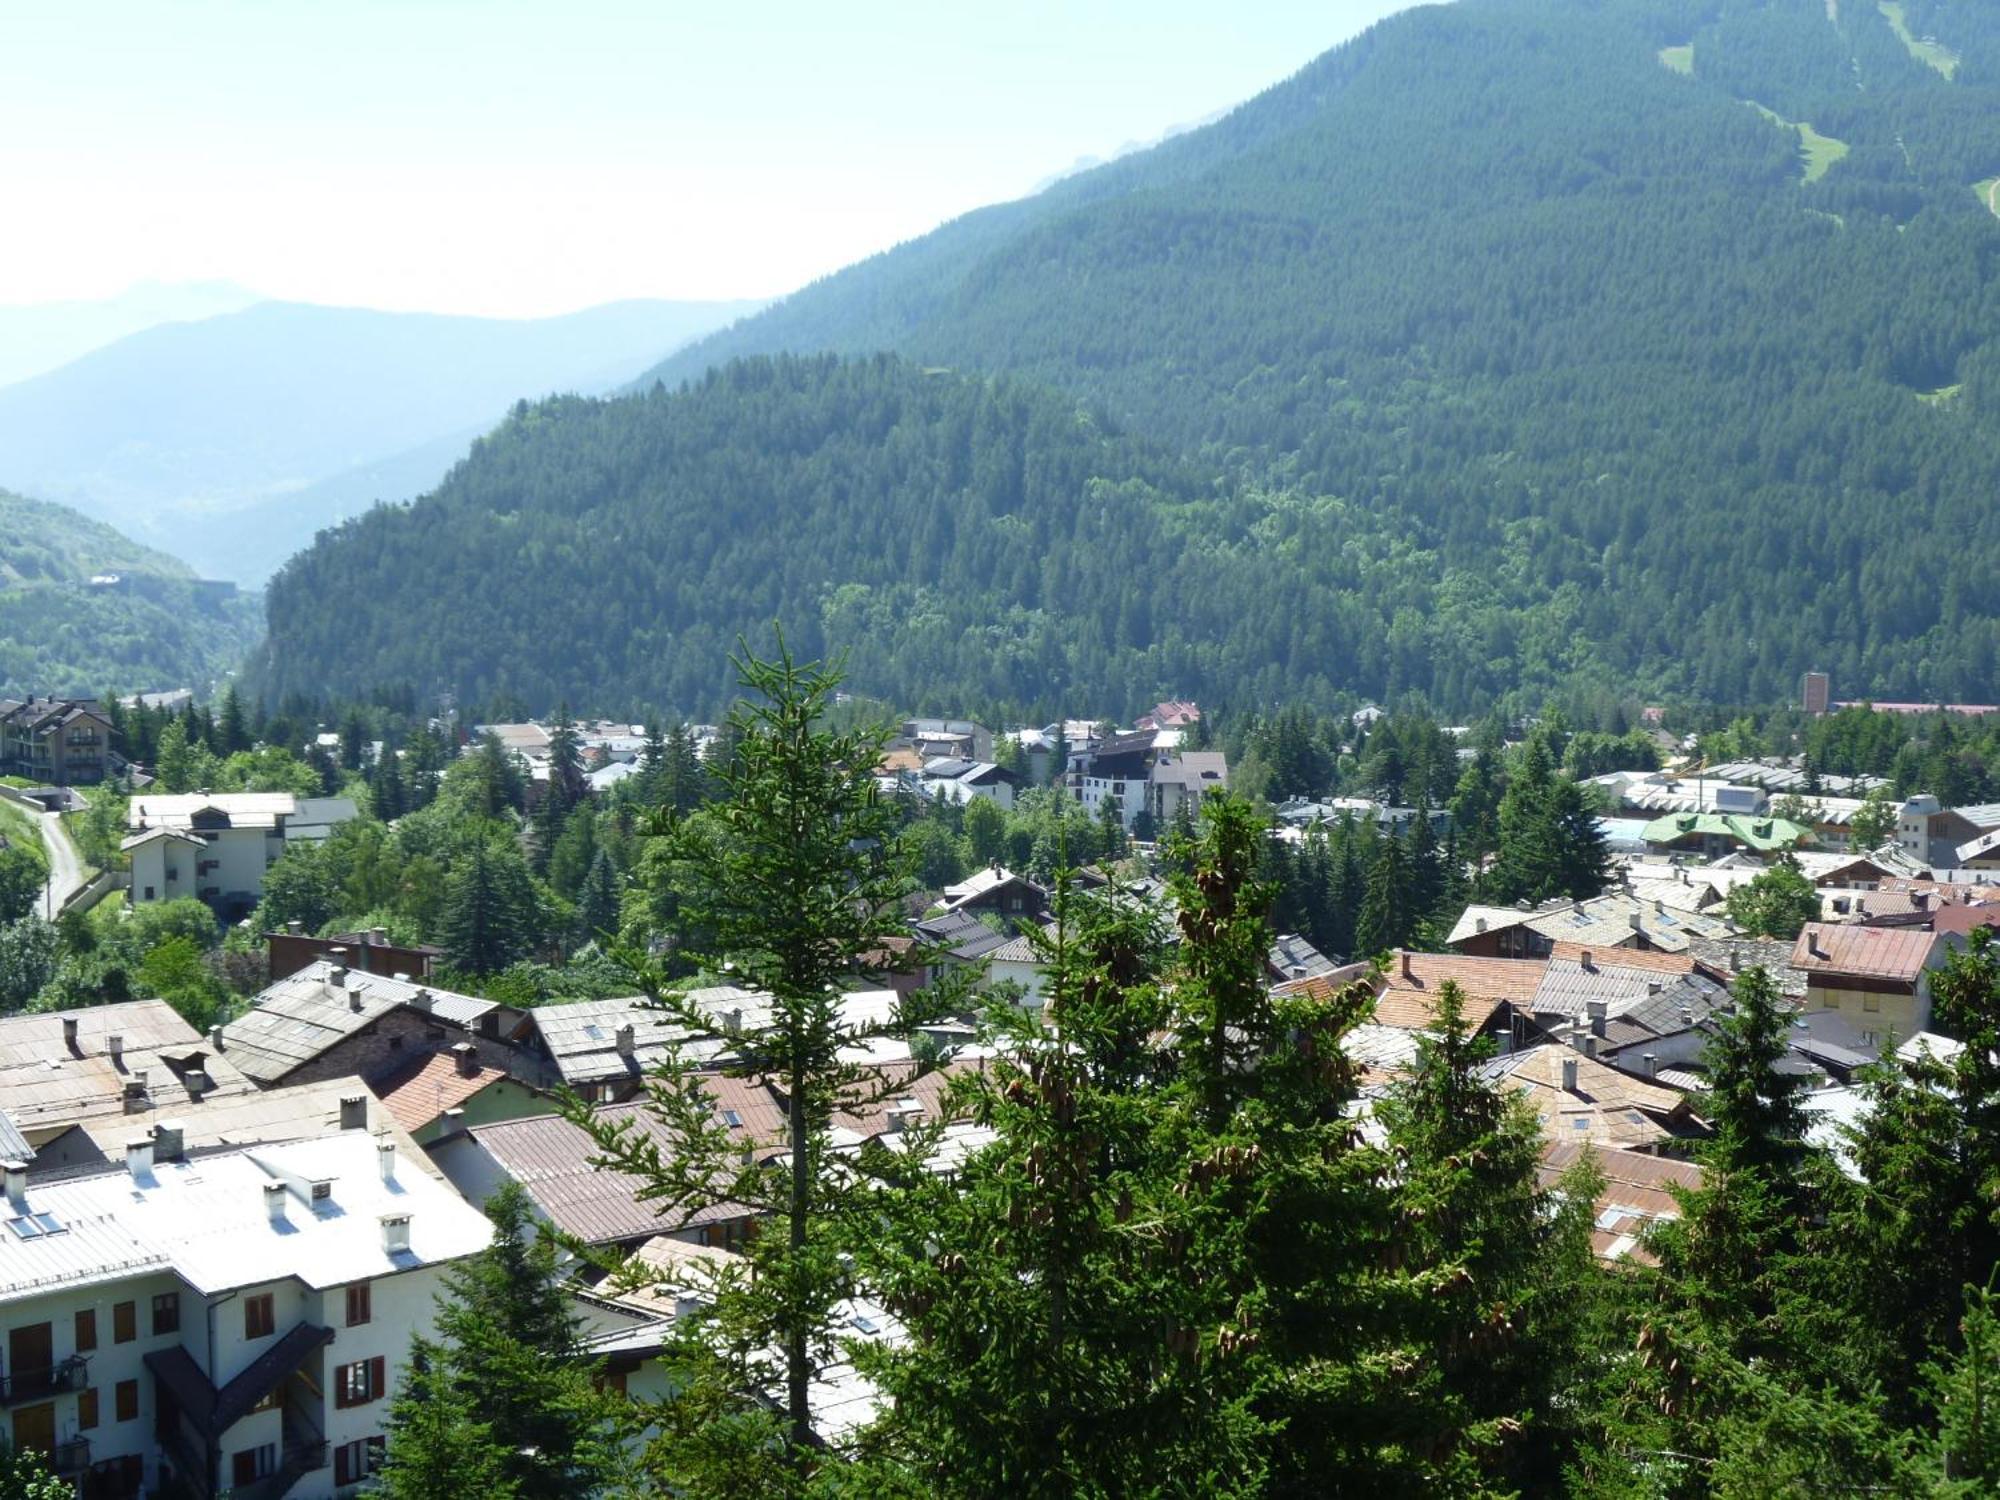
1484, 1045, 1690, 1151
222, 963, 500, 1085
0, 1133, 491, 1305
452, 1105, 746, 1245
119, 826, 206, 853
1538, 1140, 1701, 1264
1790, 924, 1938, 983
1530, 952, 1725, 1030
1372, 953, 1545, 1029
373, 1050, 532, 1135
1639, 812, 1811, 853
0, 1001, 256, 1140
939, 866, 1045, 911
71, 1075, 443, 1180
1268, 933, 1338, 982
532, 987, 768, 1087
1149, 751, 1228, 791
1522, 893, 1734, 953
129, 793, 299, 831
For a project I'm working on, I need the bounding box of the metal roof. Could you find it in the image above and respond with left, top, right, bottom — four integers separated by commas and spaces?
222, 963, 497, 1084
1790, 924, 1939, 982
0, 1000, 256, 1138
373, 1050, 528, 1135
1538, 1140, 1701, 1265
532, 987, 767, 1086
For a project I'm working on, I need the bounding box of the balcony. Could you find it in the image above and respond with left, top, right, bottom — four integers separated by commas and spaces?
49, 1436, 89, 1476
0, 1355, 88, 1405
232, 1436, 328, 1500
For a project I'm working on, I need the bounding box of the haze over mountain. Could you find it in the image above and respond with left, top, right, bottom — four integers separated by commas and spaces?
0, 296, 763, 582
0, 280, 262, 389
0, 490, 257, 698
263, 0, 2000, 717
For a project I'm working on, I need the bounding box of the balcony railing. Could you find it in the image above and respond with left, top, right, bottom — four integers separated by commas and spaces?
49, 1436, 89, 1475
0, 1355, 88, 1405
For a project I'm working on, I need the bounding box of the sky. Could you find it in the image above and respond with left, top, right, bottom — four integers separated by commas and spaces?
0, 1, 1419, 319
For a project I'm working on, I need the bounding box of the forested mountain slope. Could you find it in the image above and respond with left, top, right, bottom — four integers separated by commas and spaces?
0, 297, 762, 582
0, 491, 259, 697
618, 0, 2000, 707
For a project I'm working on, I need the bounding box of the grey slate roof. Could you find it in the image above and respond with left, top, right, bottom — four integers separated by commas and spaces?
222, 962, 498, 1085
533, 987, 768, 1087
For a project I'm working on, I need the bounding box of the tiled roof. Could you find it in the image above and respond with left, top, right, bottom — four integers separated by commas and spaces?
1538, 1140, 1701, 1264
1371, 953, 1546, 1030
1790, 924, 1938, 982
1485, 1045, 1690, 1151
222, 963, 498, 1085
1446, 904, 1537, 944
373, 1050, 526, 1135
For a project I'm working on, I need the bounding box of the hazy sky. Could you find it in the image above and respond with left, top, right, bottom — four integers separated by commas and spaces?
0, 1, 1418, 319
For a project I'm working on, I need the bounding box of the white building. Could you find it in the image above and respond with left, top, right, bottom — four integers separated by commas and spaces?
0, 1131, 490, 1497
124, 795, 358, 917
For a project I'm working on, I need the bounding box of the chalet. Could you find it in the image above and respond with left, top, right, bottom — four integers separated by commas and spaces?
0, 696, 112, 785
1790, 922, 1946, 1044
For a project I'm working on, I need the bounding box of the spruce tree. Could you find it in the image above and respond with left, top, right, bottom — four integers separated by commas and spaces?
574, 847, 622, 947
440, 840, 538, 974
1355, 831, 1412, 958
373, 1341, 519, 1500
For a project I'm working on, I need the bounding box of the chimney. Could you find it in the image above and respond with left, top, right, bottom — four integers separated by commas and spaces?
1579, 949, 1594, 972
1654, 899, 1666, 915
208, 1024, 224, 1051
123, 1069, 149, 1112
452, 1042, 477, 1077
1629, 911, 1645, 933
615, 1024, 636, 1057
380, 1214, 412, 1254
438, 1108, 466, 1138
264, 1181, 288, 1226
1586, 999, 1608, 1038
1561, 1056, 1580, 1092
1476, 917, 1489, 934
107, 1033, 124, 1067
126, 1138, 153, 1179
286, 920, 302, 935
1399, 950, 1413, 979
377, 1139, 397, 1184
723, 1008, 743, 1037
338, 1094, 368, 1130
61, 1016, 77, 1049
1681, 1004, 1695, 1027
1807, 930, 1825, 960
1644, 1052, 1660, 1078
408, 988, 433, 1014
1914, 891, 1932, 911
1, 1161, 25, 1210
371, 927, 389, 947
347, 982, 364, 1013
1582, 1034, 1600, 1059
152, 1120, 184, 1161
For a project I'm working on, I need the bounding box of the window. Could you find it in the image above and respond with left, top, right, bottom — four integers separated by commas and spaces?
334, 1436, 386, 1486
77, 1388, 97, 1430
1864, 992, 1882, 1013
152, 1291, 180, 1336
115, 1379, 138, 1422
345, 1283, 372, 1327
231, 1445, 276, 1486
74, 1309, 96, 1352
112, 1301, 135, 1344
143, 886, 155, 900
335, 1357, 386, 1409
244, 1293, 275, 1340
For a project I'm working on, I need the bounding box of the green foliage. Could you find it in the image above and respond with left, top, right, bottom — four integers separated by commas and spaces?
438, 839, 542, 975
0, 919, 60, 1012
0, 843, 43, 924
0, 1439, 75, 1500
134, 935, 229, 1032
1723, 855, 1821, 939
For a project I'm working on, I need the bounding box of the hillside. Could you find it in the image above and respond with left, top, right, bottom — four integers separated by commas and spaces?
0, 491, 260, 697
266, 0, 2000, 714
0, 296, 763, 582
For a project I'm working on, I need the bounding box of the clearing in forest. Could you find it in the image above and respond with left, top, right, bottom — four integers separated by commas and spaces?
1746, 102, 1850, 183
1917, 385, 1963, 406
1879, 2, 1959, 78
1975, 178, 2000, 220
1658, 44, 1694, 75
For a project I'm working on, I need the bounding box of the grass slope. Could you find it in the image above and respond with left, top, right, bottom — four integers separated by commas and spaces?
1745, 102, 1850, 183
1879, 2, 1959, 78
1659, 44, 1694, 76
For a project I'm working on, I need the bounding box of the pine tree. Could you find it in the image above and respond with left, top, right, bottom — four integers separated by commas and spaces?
440, 840, 538, 974
216, 684, 251, 754
562, 639, 957, 1488
574, 848, 622, 946
371, 747, 408, 822
1355, 831, 1412, 958
1484, 735, 1559, 904
373, 1341, 519, 1500
1923, 1283, 2000, 1491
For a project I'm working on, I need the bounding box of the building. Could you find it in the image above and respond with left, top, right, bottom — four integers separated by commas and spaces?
1896, 796, 1986, 870
1135, 701, 1201, 732
220, 963, 538, 1094
1802, 671, 1832, 716
264, 928, 440, 986
124, 795, 359, 917
1481, 1045, 1700, 1153
0, 1002, 258, 1166
0, 1131, 491, 1497
1538, 1141, 1702, 1264
1638, 810, 1811, 860
900, 719, 993, 763
1789, 922, 1946, 1044
0, 697, 113, 785
531, 987, 768, 1104
918, 758, 1022, 811
372, 1046, 556, 1146
1448, 891, 1734, 959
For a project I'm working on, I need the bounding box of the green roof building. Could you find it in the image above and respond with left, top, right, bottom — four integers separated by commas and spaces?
1639, 811, 1812, 858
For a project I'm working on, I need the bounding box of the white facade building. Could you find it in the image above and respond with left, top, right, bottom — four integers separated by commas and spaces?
0, 1131, 490, 1497
124, 795, 358, 916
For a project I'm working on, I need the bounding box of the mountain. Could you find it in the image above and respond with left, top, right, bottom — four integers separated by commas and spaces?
265, 0, 2000, 714
0, 297, 764, 582
0, 491, 259, 699
0, 281, 262, 390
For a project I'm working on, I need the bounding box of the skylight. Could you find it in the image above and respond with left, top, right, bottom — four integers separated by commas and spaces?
7, 1212, 66, 1240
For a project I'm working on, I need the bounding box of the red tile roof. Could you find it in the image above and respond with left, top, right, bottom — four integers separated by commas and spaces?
1790, 923, 1939, 982
374, 1050, 515, 1134
1370, 952, 1546, 1031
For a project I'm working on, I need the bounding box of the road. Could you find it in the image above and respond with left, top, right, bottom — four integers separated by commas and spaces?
35, 807, 86, 918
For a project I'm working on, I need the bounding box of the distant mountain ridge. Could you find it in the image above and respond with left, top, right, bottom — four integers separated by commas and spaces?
266, 0, 2000, 713
0, 280, 262, 389
0, 296, 764, 582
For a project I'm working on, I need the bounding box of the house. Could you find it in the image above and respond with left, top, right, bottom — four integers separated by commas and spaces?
372, 1045, 556, 1146
0, 1002, 257, 1163
1136, 701, 1201, 732
1147, 751, 1228, 829
1481, 1044, 1701, 1153
433, 1105, 756, 1253
938, 866, 1049, 923
1789, 922, 1947, 1044
1897, 796, 1987, 870
530, 987, 768, 1104
125, 795, 359, 917
0, 1131, 490, 1497
1954, 827, 2000, 873
919, 758, 1022, 811
1267, 933, 1339, 984
0, 697, 113, 785
901, 719, 993, 763
1533, 946, 1733, 1083
1639, 811, 1811, 860
220, 963, 538, 1093
1365, 950, 1548, 1050
1449, 892, 1734, 959
264, 928, 440, 985
1538, 1141, 1702, 1265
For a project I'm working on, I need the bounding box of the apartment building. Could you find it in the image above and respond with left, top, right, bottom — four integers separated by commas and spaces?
0, 1131, 490, 1497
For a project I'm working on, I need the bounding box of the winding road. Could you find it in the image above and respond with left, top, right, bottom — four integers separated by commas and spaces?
33, 806, 86, 918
